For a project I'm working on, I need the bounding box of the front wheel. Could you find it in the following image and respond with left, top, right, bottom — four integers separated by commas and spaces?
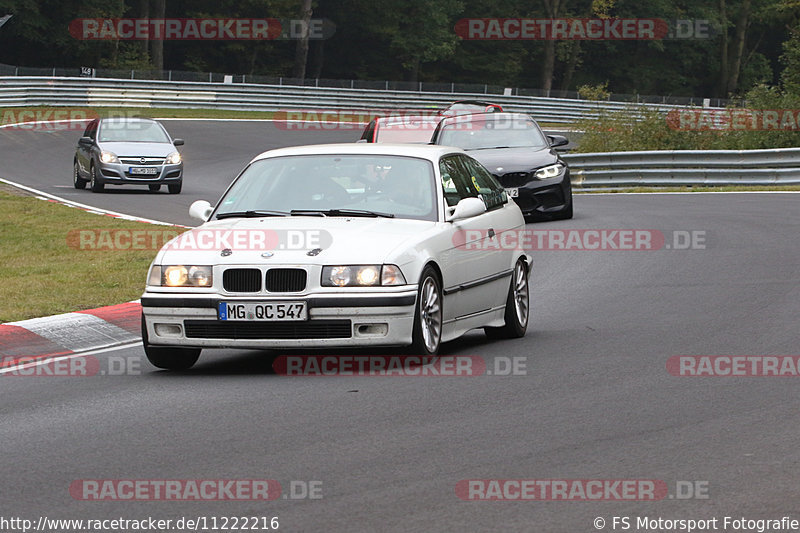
141, 315, 201, 370
485, 259, 529, 339
73, 161, 87, 189
89, 164, 104, 192
168, 182, 182, 194
408, 266, 443, 355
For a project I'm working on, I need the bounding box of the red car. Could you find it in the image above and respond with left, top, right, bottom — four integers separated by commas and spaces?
359, 115, 441, 144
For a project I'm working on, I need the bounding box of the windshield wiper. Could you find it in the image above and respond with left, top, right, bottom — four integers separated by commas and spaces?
216, 210, 290, 219
290, 209, 394, 218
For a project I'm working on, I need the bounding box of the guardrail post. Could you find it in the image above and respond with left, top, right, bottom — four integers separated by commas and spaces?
484, 84, 487, 94
131, 70, 134, 79
52, 67, 56, 76
279, 77, 283, 85
209, 72, 212, 82
451, 82, 454, 92
385, 80, 389, 90
168, 70, 172, 81
350, 80, 354, 89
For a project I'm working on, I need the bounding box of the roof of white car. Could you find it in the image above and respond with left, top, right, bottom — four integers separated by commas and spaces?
251, 143, 465, 163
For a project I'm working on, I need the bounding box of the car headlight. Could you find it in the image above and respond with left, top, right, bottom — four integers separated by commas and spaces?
148, 265, 213, 287
100, 151, 119, 164
534, 163, 565, 179
166, 152, 182, 164
322, 265, 407, 287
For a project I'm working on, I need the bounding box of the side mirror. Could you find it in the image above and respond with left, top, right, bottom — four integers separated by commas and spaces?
189, 200, 213, 222
547, 135, 569, 148
173, 139, 185, 146
446, 197, 486, 222
78, 137, 93, 147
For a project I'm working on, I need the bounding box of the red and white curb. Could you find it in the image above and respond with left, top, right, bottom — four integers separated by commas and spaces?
0, 301, 142, 366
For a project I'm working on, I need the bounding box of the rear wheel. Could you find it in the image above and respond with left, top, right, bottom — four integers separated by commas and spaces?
141, 315, 201, 370
168, 181, 182, 194
89, 163, 104, 192
409, 266, 442, 356
148, 184, 161, 192
485, 259, 529, 339
73, 161, 87, 189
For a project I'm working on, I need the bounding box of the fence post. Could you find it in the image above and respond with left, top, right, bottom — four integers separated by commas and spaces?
131, 70, 135, 79
168, 70, 172, 81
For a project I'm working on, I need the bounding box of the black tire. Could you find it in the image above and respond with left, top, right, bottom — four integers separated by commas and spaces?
408, 266, 443, 356
485, 259, 529, 340
168, 182, 182, 194
73, 161, 87, 189
148, 184, 161, 192
89, 163, 104, 192
141, 314, 201, 370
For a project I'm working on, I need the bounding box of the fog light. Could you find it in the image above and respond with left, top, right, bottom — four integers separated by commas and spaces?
355, 323, 388, 336
154, 324, 183, 337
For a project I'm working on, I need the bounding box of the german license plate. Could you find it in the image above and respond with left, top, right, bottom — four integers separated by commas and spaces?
218, 302, 307, 321
506, 188, 519, 198
129, 167, 159, 175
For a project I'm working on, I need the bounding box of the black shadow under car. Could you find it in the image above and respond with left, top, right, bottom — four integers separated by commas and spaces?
430, 112, 572, 220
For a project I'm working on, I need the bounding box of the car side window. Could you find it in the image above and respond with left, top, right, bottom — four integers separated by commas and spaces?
439, 155, 473, 207
361, 120, 376, 142
83, 120, 98, 140
459, 155, 508, 210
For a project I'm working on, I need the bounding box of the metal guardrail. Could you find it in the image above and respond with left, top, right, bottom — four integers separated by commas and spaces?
563, 148, 800, 187
0, 76, 723, 125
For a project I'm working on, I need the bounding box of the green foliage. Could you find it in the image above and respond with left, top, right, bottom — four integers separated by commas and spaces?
577, 82, 610, 101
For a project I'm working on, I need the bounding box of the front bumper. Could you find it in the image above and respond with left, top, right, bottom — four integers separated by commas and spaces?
97, 161, 183, 184
141, 290, 418, 349
501, 172, 572, 219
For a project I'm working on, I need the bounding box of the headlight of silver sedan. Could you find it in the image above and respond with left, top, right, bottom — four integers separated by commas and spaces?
322, 265, 406, 287
100, 151, 119, 164
148, 265, 213, 287
166, 152, 182, 164
534, 162, 565, 180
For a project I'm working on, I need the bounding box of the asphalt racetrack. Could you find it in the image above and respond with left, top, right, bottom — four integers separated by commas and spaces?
1, 120, 799, 531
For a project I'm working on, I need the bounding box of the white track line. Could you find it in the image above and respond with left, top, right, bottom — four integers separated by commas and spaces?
0, 177, 185, 226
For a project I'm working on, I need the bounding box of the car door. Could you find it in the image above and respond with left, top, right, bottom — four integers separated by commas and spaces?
456, 154, 518, 310
437, 154, 506, 323
77, 119, 98, 175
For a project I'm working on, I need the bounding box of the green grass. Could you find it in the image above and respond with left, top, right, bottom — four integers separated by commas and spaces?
0, 188, 186, 323
574, 184, 800, 193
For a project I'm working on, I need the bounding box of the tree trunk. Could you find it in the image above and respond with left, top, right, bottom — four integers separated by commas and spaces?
560, 41, 581, 96
718, 0, 729, 95
726, 0, 751, 95
150, 0, 165, 71
541, 0, 564, 95
292, 0, 313, 80
138, 0, 150, 63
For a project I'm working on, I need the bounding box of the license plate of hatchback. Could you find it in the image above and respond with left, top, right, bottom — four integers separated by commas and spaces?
218, 302, 307, 321
129, 167, 159, 175
506, 187, 519, 198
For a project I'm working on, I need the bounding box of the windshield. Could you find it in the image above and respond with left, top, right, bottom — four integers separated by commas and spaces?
215, 154, 438, 221
437, 117, 549, 150
98, 121, 171, 143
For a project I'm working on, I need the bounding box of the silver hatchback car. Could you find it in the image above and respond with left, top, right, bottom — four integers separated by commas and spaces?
73, 118, 185, 194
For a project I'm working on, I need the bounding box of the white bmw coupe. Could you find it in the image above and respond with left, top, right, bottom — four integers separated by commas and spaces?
141, 144, 531, 369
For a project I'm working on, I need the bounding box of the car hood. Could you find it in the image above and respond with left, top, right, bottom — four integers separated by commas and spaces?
466, 146, 557, 174
156, 216, 438, 266
97, 142, 176, 157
